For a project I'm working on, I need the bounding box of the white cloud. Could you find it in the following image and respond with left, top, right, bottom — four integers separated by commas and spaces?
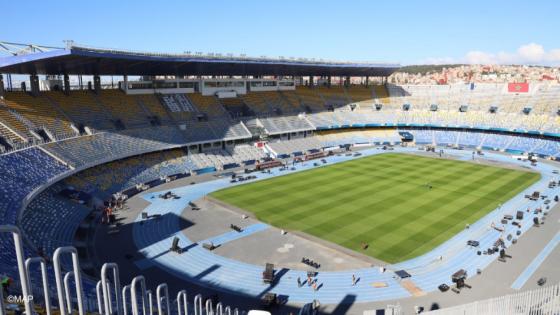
464, 51, 496, 64
421, 43, 560, 65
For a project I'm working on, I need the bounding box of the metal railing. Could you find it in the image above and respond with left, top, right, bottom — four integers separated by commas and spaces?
0, 225, 244, 315
424, 282, 560, 315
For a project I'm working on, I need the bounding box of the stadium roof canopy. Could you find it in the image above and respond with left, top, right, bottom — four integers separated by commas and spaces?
0, 43, 400, 77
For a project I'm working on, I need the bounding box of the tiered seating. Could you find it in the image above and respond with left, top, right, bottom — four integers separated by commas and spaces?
316, 87, 351, 109
433, 130, 458, 145
0, 120, 26, 144
189, 149, 236, 169
507, 136, 541, 153
48, 90, 114, 130
97, 90, 150, 128
534, 139, 560, 157
0, 147, 69, 224
187, 93, 228, 118
259, 91, 293, 113
373, 85, 390, 104
0, 148, 69, 284
182, 121, 216, 143
3, 92, 75, 137
481, 133, 515, 150
219, 97, 251, 117
44, 126, 186, 168
182, 120, 251, 143
208, 119, 251, 139
530, 84, 560, 115
456, 131, 486, 148
295, 87, 325, 112
64, 149, 196, 193
258, 115, 313, 134
347, 86, 374, 104
267, 137, 323, 155
410, 129, 434, 144
134, 94, 173, 124
226, 144, 267, 162
161, 94, 181, 112
317, 129, 401, 146
278, 90, 303, 112
305, 104, 560, 134
190, 144, 267, 168
160, 94, 198, 122
241, 92, 272, 115
409, 129, 559, 157
0, 104, 33, 140
20, 186, 92, 254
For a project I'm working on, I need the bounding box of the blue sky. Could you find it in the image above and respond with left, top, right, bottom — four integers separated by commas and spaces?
1, 0, 559, 65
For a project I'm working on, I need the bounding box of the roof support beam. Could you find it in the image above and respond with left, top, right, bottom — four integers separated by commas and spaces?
0, 74, 4, 97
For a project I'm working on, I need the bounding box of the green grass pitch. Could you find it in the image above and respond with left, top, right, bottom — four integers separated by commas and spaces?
210, 153, 540, 263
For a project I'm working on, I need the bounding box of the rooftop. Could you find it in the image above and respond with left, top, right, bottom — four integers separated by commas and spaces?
0, 42, 400, 77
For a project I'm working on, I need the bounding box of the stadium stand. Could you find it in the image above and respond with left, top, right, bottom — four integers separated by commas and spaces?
0, 103, 34, 142
189, 149, 237, 169
187, 93, 228, 118
346, 86, 375, 105
267, 137, 324, 156
258, 115, 314, 134
208, 119, 251, 139
278, 90, 303, 112
134, 94, 173, 124
43, 126, 186, 168
373, 85, 390, 105
3, 92, 75, 139
19, 185, 93, 255
259, 91, 294, 114
219, 96, 252, 118
226, 144, 267, 163
63, 149, 196, 194
241, 92, 273, 115
47, 90, 115, 130
295, 87, 325, 112
318, 129, 401, 146
96, 90, 152, 128
0, 147, 69, 224
315, 86, 352, 110
159, 93, 198, 122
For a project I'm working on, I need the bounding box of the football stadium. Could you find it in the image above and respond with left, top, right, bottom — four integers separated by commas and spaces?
1, 2, 560, 315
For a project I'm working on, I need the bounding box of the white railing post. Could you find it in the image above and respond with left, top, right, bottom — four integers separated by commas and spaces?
193, 294, 203, 315
63, 271, 74, 314
122, 285, 131, 315
224, 306, 231, 315
131, 276, 148, 315
102, 263, 122, 315
146, 290, 153, 315
176, 290, 188, 315
106, 281, 114, 315
205, 299, 213, 315
97, 281, 105, 314
156, 283, 170, 315
215, 302, 223, 315
0, 283, 5, 315
25, 257, 51, 315
0, 225, 34, 315
53, 246, 85, 315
